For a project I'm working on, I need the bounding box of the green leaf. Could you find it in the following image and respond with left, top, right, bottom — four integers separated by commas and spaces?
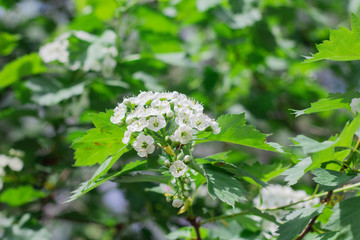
305, 14, 360, 62
242, 162, 288, 182
202, 164, 247, 208
292, 91, 360, 117
71, 111, 127, 166
0, 32, 20, 56
195, 152, 267, 187
312, 168, 355, 190
25, 78, 85, 106
323, 196, 360, 240
292, 135, 337, 154
276, 205, 326, 240
0, 53, 47, 89
67, 160, 147, 202
0, 186, 47, 207
201, 113, 281, 152
282, 157, 312, 185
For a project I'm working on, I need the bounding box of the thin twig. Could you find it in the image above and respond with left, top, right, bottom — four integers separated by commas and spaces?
261, 181, 360, 211
295, 191, 333, 240
187, 216, 202, 240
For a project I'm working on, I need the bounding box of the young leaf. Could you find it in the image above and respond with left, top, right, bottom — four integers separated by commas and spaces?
305, 14, 360, 62
292, 135, 338, 154
71, 111, 127, 166
282, 157, 312, 186
323, 196, 360, 240
67, 160, 147, 202
0, 53, 47, 89
292, 91, 360, 117
311, 168, 355, 190
202, 164, 247, 208
200, 113, 280, 152
276, 205, 326, 240
0, 185, 47, 207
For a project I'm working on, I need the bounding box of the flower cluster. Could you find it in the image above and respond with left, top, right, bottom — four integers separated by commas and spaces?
0, 150, 24, 190
111, 91, 220, 155
111, 91, 220, 208
39, 30, 118, 77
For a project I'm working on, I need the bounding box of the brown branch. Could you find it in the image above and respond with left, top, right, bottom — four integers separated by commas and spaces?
187, 216, 202, 240
296, 190, 333, 240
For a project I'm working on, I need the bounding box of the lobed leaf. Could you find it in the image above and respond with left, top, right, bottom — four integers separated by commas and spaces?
71, 110, 127, 166
276, 205, 326, 240
292, 91, 360, 117
201, 113, 281, 152
312, 168, 355, 190
202, 164, 247, 208
305, 14, 360, 62
323, 196, 360, 240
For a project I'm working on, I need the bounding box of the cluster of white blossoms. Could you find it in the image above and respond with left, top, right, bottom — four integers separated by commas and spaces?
111, 91, 220, 159
0, 150, 24, 190
111, 91, 220, 208
39, 30, 118, 77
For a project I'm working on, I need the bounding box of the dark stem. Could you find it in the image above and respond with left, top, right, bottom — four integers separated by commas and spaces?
187, 216, 202, 240
296, 190, 333, 240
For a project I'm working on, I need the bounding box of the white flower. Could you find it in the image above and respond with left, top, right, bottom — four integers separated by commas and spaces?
169, 160, 188, 178
39, 40, 69, 63
171, 125, 193, 144
151, 99, 171, 114
122, 130, 132, 144
0, 155, 9, 167
190, 113, 211, 131
175, 108, 192, 126
110, 103, 127, 124
133, 134, 155, 157
350, 98, 360, 114
147, 115, 166, 132
211, 121, 221, 134
128, 117, 149, 132
8, 157, 23, 172
172, 198, 183, 208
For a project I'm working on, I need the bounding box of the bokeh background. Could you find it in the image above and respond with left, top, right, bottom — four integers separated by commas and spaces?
0, 0, 359, 239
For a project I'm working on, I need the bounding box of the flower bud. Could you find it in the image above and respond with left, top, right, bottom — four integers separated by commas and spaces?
164, 160, 171, 168
184, 155, 191, 164
184, 178, 190, 184
183, 191, 190, 198
166, 196, 173, 202
166, 111, 174, 118
172, 198, 183, 208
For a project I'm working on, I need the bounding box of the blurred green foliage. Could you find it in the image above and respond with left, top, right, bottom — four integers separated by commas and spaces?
0, 0, 359, 239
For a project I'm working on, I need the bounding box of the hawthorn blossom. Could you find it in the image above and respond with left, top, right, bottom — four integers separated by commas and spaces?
147, 115, 166, 132
170, 125, 193, 144
133, 134, 155, 157
169, 160, 188, 178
